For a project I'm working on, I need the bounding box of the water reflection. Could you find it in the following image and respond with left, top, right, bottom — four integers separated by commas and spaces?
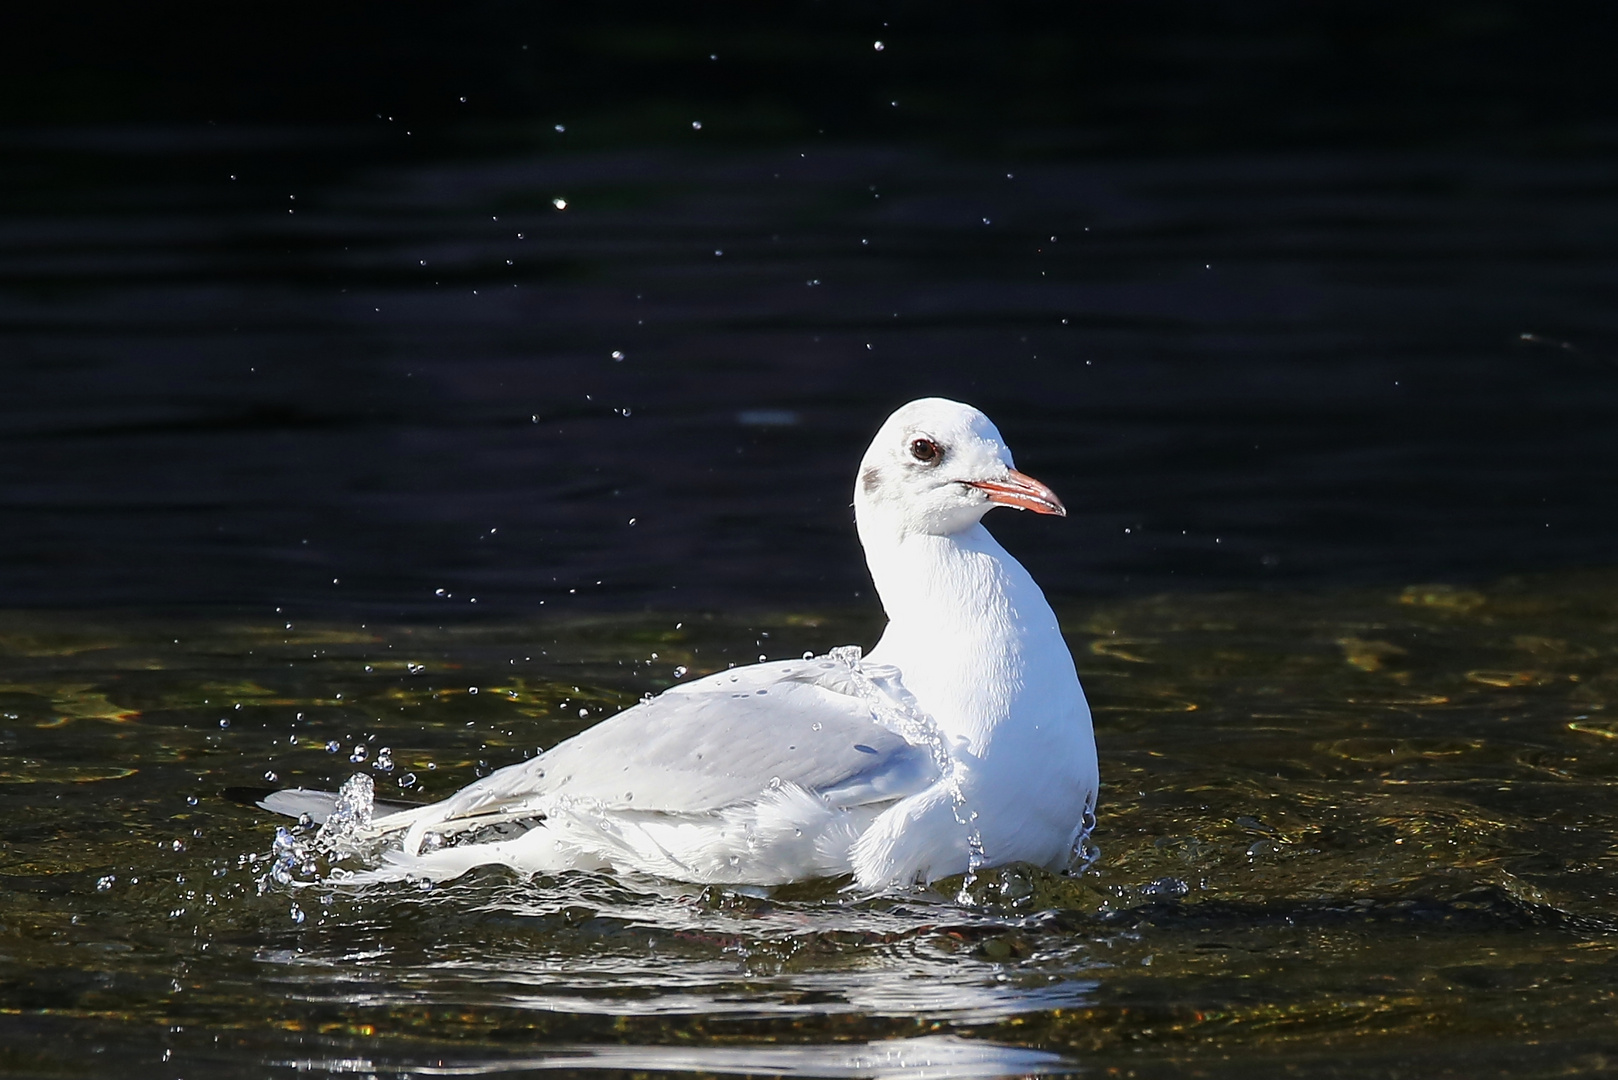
279, 1035, 1076, 1079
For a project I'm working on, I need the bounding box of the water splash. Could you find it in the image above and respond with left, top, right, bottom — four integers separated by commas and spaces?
1064, 799, 1101, 876
315, 773, 375, 855
955, 809, 986, 905
264, 825, 317, 891
820, 646, 984, 895
823, 646, 952, 776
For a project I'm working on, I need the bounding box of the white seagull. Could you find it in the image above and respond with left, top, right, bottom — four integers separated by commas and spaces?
260, 398, 1098, 890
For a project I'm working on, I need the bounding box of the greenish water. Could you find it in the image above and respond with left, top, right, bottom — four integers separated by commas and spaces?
2, 575, 1617, 1078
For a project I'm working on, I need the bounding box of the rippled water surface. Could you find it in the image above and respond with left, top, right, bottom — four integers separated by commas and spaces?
4, 573, 1617, 1077
6, 129, 1617, 613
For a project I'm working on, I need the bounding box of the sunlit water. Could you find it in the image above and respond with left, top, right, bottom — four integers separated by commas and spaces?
3, 573, 1617, 1078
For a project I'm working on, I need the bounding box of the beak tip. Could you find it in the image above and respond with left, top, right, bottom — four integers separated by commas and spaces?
966, 470, 1068, 518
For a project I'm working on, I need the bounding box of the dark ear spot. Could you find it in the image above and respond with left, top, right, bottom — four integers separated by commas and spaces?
861, 466, 882, 494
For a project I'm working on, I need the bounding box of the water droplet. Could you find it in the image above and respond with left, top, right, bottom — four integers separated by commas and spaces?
95, 875, 115, 892
874, 40, 885, 50
263, 771, 278, 783
552, 197, 567, 210
349, 745, 368, 763
811, 722, 822, 731
673, 665, 688, 678
691, 120, 703, 130
407, 662, 425, 675
374, 747, 394, 772
399, 772, 417, 789
468, 687, 479, 695
171, 839, 185, 852
218, 718, 230, 729
611, 350, 625, 361
554, 123, 565, 132
186, 795, 199, 806
325, 740, 341, 753
289, 903, 305, 924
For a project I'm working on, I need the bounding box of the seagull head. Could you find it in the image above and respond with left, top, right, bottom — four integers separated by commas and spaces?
855, 398, 1065, 538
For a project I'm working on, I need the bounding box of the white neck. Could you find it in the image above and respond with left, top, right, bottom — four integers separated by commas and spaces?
858, 511, 1077, 753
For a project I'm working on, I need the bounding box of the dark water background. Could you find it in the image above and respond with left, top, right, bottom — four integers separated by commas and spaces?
5, 4, 1618, 1079
4, 1, 1617, 617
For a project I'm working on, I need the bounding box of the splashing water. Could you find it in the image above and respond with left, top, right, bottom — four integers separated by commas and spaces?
263, 825, 319, 892
315, 772, 375, 855
822, 646, 986, 894
1065, 800, 1101, 876
824, 646, 952, 775
956, 809, 987, 904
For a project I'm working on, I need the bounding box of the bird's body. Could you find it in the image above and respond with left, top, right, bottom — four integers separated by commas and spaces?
262, 399, 1097, 890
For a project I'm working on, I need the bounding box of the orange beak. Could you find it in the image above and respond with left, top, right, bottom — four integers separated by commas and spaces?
964, 469, 1067, 517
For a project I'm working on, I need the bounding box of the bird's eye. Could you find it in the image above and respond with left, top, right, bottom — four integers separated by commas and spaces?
908, 437, 942, 464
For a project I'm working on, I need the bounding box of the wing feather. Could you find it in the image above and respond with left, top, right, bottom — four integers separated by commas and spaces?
376, 656, 939, 847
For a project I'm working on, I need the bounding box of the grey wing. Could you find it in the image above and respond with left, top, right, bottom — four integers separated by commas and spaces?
390, 657, 939, 836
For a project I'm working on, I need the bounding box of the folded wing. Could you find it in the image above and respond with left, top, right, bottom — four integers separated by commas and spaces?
287, 655, 940, 854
